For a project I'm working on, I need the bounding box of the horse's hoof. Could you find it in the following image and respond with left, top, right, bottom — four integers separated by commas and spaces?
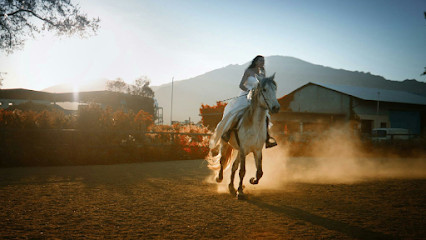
237, 192, 247, 200
215, 176, 223, 183
250, 177, 259, 185
228, 185, 236, 196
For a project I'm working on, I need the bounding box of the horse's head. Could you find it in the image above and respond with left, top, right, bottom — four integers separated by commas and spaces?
255, 74, 280, 114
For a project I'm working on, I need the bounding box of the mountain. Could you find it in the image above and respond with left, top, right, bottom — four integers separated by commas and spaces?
41, 56, 426, 123
43, 78, 109, 93
155, 56, 426, 123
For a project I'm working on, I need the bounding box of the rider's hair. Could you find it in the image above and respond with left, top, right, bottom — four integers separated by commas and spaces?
247, 55, 265, 73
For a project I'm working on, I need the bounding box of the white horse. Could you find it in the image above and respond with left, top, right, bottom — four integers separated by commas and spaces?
207, 75, 280, 199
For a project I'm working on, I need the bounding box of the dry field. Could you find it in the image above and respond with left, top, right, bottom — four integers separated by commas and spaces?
0, 158, 425, 239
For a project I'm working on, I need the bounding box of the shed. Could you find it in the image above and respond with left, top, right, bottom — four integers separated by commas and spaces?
272, 83, 426, 137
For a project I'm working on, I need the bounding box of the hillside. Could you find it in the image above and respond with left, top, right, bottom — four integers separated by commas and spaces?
43, 78, 109, 93
42, 56, 426, 123
154, 56, 426, 122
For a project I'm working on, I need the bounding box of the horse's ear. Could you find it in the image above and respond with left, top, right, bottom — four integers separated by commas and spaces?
271, 73, 276, 79
255, 74, 264, 81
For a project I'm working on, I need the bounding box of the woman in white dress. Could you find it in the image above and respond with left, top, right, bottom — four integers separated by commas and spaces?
209, 55, 277, 149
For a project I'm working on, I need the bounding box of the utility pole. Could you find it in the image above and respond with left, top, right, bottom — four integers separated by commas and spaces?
376, 91, 380, 129
376, 91, 380, 115
170, 77, 174, 125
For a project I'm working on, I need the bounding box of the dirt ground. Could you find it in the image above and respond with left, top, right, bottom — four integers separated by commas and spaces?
0, 159, 425, 239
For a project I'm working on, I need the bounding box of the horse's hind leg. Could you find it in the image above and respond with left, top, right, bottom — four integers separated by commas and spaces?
228, 156, 239, 196
216, 143, 230, 183
216, 157, 225, 183
250, 150, 263, 185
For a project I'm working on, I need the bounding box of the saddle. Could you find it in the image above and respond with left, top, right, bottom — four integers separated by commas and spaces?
221, 124, 277, 148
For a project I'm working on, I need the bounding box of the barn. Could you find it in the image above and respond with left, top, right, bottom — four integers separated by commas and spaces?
272, 82, 426, 138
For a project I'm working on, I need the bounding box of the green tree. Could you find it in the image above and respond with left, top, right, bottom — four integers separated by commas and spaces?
128, 76, 155, 98
106, 76, 155, 98
0, 0, 100, 53
106, 78, 127, 93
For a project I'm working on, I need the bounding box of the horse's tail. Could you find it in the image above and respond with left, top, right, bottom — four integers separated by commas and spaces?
206, 141, 234, 171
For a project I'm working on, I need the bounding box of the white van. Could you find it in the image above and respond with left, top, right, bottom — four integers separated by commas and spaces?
371, 128, 411, 141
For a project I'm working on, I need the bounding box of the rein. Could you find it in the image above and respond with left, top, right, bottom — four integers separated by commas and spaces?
219, 93, 248, 103
258, 85, 273, 111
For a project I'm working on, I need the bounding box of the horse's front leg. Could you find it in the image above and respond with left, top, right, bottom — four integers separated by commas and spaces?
237, 151, 246, 200
250, 150, 263, 185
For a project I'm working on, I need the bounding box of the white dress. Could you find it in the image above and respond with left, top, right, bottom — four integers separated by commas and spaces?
209, 75, 259, 149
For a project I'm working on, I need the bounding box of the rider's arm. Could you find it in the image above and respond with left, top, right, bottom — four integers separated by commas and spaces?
239, 70, 250, 92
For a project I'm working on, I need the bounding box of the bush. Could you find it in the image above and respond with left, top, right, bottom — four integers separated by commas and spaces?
199, 101, 226, 131
0, 106, 211, 166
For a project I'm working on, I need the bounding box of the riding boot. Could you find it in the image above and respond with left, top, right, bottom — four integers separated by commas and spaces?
265, 118, 277, 148
265, 131, 277, 148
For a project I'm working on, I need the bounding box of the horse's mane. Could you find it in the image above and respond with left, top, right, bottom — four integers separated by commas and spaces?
244, 76, 277, 122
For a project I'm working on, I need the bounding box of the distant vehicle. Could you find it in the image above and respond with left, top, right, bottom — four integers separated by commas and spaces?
371, 128, 413, 141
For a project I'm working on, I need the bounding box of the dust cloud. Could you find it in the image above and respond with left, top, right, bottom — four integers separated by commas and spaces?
207, 126, 426, 193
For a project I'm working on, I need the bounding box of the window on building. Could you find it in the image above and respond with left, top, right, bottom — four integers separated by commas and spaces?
361, 120, 373, 134
380, 122, 387, 128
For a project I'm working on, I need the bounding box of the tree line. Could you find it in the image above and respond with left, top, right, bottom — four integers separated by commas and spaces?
106, 77, 154, 99
0, 101, 212, 166
0, 102, 153, 131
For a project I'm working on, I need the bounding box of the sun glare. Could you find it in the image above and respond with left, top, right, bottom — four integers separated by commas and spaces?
73, 85, 79, 103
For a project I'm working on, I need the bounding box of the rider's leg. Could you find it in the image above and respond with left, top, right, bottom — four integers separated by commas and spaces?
265, 117, 277, 148
222, 118, 238, 142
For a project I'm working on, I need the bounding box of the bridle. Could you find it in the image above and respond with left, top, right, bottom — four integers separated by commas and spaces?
258, 83, 273, 111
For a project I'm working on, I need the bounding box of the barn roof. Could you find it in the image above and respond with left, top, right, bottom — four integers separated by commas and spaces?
308, 83, 426, 105
0, 88, 155, 114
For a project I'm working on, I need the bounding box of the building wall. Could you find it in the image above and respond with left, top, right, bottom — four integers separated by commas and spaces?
275, 84, 426, 137
353, 99, 424, 134
352, 99, 386, 130
0, 99, 51, 109
289, 84, 350, 116
273, 85, 350, 136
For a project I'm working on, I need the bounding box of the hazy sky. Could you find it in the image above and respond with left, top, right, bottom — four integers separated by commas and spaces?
1, 0, 425, 90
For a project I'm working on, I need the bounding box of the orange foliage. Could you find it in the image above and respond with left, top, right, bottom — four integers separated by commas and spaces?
199, 101, 227, 130
0, 103, 155, 132
134, 109, 154, 131
0, 105, 211, 164
77, 103, 103, 130
99, 106, 114, 130
112, 110, 133, 131
0, 108, 72, 129
0, 109, 21, 128
145, 124, 210, 159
